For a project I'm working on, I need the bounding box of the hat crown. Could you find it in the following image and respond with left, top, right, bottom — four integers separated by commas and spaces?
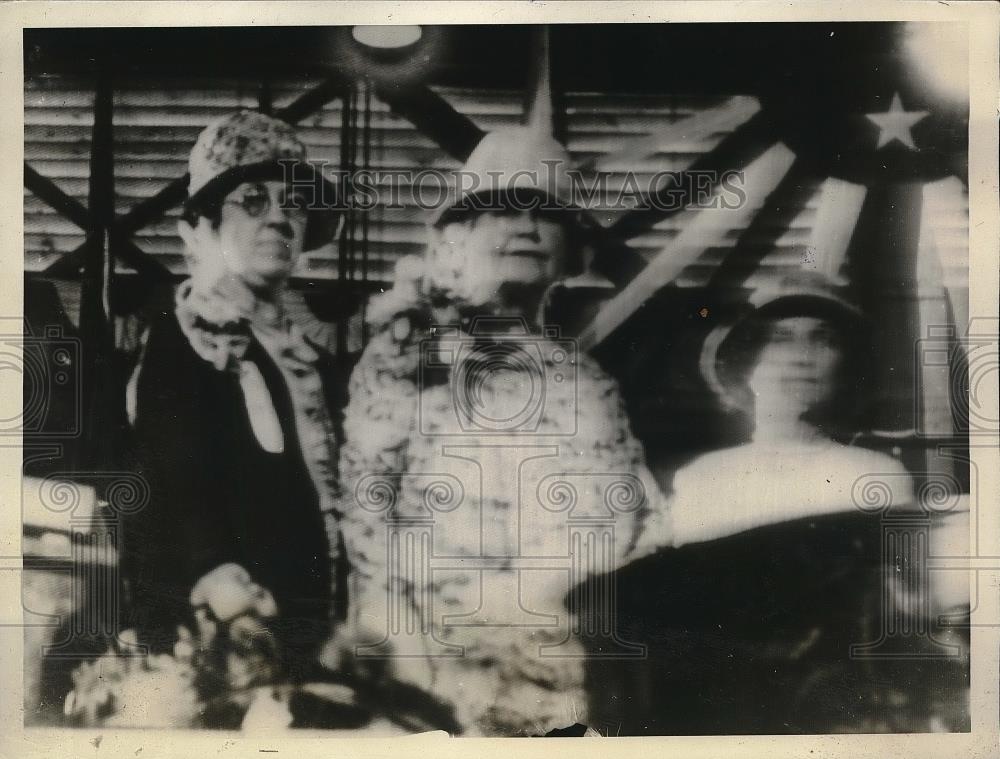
747, 271, 860, 317
432, 127, 577, 225
188, 110, 307, 197
461, 127, 572, 180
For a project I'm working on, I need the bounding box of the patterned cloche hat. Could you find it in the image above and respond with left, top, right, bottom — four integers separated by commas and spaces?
184, 110, 341, 252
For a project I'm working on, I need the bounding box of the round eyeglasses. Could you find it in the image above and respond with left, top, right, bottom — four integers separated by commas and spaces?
224, 183, 311, 219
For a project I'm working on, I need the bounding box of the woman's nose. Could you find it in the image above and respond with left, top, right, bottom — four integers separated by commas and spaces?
264, 191, 296, 225
509, 210, 539, 237
792, 347, 817, 363
265, 214, 295, 240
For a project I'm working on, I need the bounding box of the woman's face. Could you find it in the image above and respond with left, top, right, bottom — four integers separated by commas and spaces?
469, 208, 568, 288
215, 180, 308, 291
747, 316, 845, 413
428, 207, 569, 319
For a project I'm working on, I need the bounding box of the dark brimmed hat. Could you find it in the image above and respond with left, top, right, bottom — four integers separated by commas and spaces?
700, 275, 867, 409
184, 110, 341, 252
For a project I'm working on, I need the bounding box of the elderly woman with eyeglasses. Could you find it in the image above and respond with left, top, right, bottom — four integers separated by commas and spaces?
123, 111, 350, 685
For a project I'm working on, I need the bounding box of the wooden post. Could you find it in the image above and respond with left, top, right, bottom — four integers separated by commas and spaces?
846, 182, 925, 469
77, 56, 116, 472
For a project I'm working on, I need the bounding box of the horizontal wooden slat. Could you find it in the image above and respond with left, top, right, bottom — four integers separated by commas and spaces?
24, 75, 969, 303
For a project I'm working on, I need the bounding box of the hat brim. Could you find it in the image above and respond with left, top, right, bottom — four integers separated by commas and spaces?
184, 160, 342, 252
738, 294, 865, 332
430, 186, 579, 228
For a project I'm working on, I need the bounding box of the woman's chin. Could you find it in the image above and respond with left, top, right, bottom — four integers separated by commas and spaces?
239, 268, 293, 292
755, 397, 812, 420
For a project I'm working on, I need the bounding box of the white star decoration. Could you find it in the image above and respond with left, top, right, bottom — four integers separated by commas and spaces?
865, 93, 929, 150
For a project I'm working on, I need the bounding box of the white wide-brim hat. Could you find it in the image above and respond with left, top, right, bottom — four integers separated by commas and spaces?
429, 127, 582, 227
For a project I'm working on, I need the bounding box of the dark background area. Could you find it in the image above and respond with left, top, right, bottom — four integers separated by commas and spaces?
27, 24, 895, 87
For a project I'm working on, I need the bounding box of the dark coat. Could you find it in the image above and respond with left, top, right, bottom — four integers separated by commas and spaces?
122, 309, 352, 660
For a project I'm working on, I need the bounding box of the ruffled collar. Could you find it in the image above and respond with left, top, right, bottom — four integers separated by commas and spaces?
174, 277, 320, 372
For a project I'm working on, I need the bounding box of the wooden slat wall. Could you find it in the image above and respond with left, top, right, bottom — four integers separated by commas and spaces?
25, 74, 968, 334
23, 76, 765, 280
24, 82, 94, 273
